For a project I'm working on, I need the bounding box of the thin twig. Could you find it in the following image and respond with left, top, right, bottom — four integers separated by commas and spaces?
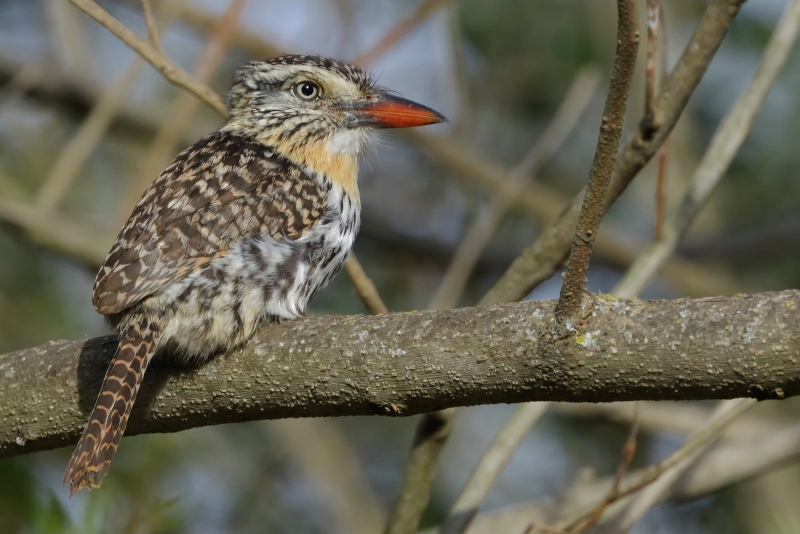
569, 4, 800, 522
35, 60, 145, 210
115, 0, 246, 225
344, 256, 389, 315
643, 0, 660, 137
654, 137, 670, 241
534, 6, 799, 525
170, 1, 283, 59
141, 0, 162, 53
447, 0, 471, 137
354, 0, 451, 67
441, 403, 549, 534
68, 0, 227, 115
568, 403, 640, 534
0, 196, 111, 265
480, 0, 747, 306
548, 5, 800, 522
613, 0, 800, 298
420, 420, 800, 534
558, 398, 756, 532
554, 0, 638, 323
270, 419, 386, 534
551, 401, 782, 442
429, 67, 600, 310
407, 131, 739, 299
653, 4, 669, 241
384, 408, 457, 534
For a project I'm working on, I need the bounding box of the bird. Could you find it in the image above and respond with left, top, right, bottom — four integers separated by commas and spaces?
63, 55, 446, 495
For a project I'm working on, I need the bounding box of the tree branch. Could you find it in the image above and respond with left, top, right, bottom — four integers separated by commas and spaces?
344, 256, 389, 315
429, 67, 599, 310
442, 402, 549, 534
555, 0, 638, 322
35, 59, 145, 210
421, 419, 800, 534
67, 0, 228, 116
383, 408, 456, 534
354, 0, 450, 67
2, 290, 800, 459
407, 129, 740, 299
482, 0, 747, 306
561, 398, 755, 532
613, 0, 800, 298
115, 0, 245, 224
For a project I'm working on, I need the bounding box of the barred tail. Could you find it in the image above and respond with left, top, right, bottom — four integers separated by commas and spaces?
64, 317, 163, 496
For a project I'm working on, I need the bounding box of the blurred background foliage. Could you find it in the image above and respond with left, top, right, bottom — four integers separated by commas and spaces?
1, 0, 800, 533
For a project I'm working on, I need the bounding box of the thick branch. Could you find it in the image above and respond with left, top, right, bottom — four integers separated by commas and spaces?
2, 290, 799, 459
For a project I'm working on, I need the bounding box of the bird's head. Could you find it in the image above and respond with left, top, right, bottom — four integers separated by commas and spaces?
225, 55, 446, 190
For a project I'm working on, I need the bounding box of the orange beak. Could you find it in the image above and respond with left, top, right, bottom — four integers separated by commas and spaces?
348, 93, 448, 129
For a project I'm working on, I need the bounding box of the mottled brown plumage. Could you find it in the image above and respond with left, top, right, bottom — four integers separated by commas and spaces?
64, 55, 445, 494
92, 131, 326, 315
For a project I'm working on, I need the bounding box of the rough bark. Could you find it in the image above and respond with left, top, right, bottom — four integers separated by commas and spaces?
2, 290, 799, 459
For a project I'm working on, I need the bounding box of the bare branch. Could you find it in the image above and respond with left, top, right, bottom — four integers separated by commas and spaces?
354, 0, 451, 67
555, 399, 753, 531
651, 2, 669, 242
345, 256, 389, 315
481, 0, 748, 306
67, 0, 228, 115
429, 67, 600, 310
567, 403, 639, 534
442, 403, 549, 534
551, 401, 783, 442
643, 0, 661, 137
613, 0, 800, 299
270, 418, 387, 534
406, 130, 738, 299
35, 59, 146, 210
116, 0, 246, 224
384, 408, 457, 534
654, 138, 669, 241
2, 290, 799, 459
555, 0, 638, 322
422, 420, 800, 534
141, 0, 162, 53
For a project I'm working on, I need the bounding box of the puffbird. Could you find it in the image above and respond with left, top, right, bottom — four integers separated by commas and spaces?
64, 55, 446, 494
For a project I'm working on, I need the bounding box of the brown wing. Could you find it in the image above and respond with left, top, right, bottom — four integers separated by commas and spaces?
93, 131, 326, 315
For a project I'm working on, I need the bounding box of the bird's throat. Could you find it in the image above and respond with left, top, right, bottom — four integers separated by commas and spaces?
273, 136, 361, 201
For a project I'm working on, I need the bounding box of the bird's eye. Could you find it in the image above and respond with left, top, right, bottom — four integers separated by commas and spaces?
294, 81, 320, 101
